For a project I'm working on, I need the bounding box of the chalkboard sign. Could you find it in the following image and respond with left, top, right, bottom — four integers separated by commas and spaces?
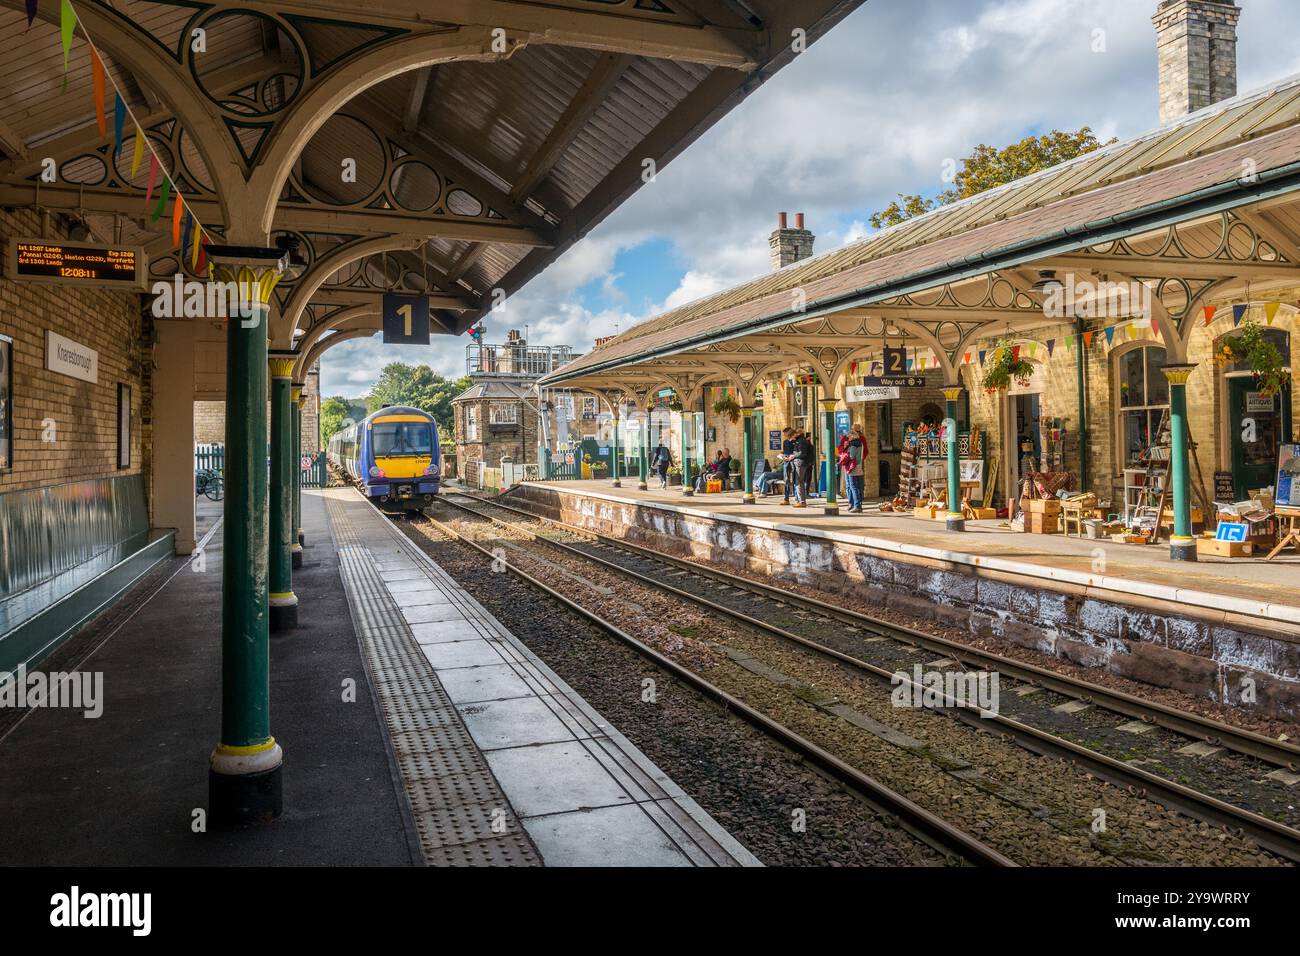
1214, 470, 1235, 503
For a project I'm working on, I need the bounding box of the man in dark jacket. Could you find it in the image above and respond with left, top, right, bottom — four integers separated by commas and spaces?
788, 431, 810, 507
799, 429, 816, 501
779, 428, 796, 505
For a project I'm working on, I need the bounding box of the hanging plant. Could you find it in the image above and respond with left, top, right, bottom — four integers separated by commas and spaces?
668, 395, 683, 412
1215, 318, 1291, 397
980, 338, 1035, 393
712, 394, 742, 424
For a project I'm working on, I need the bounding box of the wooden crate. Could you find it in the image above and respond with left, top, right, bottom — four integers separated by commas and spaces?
970, 507, 997, 520
1023, 498, 1062, 515
1028, 513, 1059, 534
913, 505, 943, 520
1196, 537, 1253, 558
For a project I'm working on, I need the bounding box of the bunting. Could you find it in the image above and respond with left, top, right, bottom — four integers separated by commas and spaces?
978, 350, 986, 365
113, 95, 126, 158
1103, 326, 1116, 346
181, 208, 193, 260
60, 0, 75, 78
1266, 301, 1282, 325
144, 155, 158, 208
1046, 339, 1055, 357
130, 129, 145, 177
90, 47, 105, 134
151, 175, 170, 222
1232, 303, 1248, 326
26, 0, 37, 29
1083, 330, 1095, 347
1203, 305, 1217, 326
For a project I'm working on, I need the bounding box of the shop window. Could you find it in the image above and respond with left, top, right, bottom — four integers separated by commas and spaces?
0, 334, 10, 471
1115, 346, 1168, 467
465, 405, 479, 441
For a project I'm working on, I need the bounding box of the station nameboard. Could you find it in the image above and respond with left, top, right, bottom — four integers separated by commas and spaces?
845, 385, 900, 403
5, 239, 146, 290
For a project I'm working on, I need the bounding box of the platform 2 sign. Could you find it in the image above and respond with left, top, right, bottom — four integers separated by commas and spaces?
5, 239, 145, 290
382, 293, 430, 345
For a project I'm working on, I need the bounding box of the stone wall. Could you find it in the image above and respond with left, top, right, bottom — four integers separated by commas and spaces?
454, 395, 540, 484
0, 208, 150, 496
512, 482, 1299, 720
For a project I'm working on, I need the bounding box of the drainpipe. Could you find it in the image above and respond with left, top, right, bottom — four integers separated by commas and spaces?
1076, 316, 1089, 491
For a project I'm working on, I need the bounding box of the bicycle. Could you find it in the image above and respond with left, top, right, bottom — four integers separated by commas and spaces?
195, 468, 223, 501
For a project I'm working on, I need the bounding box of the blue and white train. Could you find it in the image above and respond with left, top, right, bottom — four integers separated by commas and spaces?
327, 405, 441, 511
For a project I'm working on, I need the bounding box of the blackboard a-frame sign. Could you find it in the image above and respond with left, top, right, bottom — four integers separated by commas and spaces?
382, 293, 431, 345
1214, 470, 1235, 503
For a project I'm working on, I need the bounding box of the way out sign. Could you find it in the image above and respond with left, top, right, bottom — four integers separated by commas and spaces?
382, 293, 430, 345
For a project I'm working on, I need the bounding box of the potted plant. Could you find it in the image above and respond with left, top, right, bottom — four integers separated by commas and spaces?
667, 464, 682, 486
668, 395, 683, 412
712, 394, 742, 424
1215, 318, 1291, 397
981, 338, 1035, 393
591, 458, 608, 477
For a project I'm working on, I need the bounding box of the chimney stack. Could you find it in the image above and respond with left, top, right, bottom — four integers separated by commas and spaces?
769, 211, 815, 272
1153, 1, 1241, 125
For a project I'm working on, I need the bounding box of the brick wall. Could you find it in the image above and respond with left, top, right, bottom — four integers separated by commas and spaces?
453, 395, 539, 483
191, 360, 323, 452
0, 208, 149, 496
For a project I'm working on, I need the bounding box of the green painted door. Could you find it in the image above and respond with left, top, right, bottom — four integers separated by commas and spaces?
1229, 377, 1292, 499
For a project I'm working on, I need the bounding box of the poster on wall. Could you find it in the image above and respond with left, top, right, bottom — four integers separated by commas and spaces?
117, 384, 132, 469
0, 334, 10, 470
1276, 444, 1300, 509
769, 429, 781, 450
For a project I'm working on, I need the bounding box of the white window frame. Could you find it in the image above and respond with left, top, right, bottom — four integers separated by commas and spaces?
465, 405, 480, 441
489, 401, 518, 425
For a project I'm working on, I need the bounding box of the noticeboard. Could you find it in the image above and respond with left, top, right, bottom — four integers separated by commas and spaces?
6, 238, 146, 289
1276, 443, 1300, 509
769, 429, 781, 450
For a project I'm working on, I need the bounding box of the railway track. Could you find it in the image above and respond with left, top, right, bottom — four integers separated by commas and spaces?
436, 491, 1300, 865
407, 501, 1016, 867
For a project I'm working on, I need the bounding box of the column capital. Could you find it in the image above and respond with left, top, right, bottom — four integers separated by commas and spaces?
269, 352, 296, 379
1161, 363, 1197, 385
291, 384, 304, 404
741, 406, 756, 418
819, 398, 838, 413
941, 385, 964, 401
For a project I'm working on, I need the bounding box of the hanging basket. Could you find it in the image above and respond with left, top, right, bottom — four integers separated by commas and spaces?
1214, 318, 1291, 397
712, 394, 742, 424
981, 338, 1035, 394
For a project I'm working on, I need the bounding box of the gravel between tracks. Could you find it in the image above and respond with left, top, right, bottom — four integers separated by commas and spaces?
434, 497, 1287, 868
399, 513, 950, 867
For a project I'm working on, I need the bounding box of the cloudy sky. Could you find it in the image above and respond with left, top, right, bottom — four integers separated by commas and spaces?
318, 0, 1300, 397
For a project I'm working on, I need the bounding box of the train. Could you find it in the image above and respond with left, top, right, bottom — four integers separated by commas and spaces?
327, 405, 441, 511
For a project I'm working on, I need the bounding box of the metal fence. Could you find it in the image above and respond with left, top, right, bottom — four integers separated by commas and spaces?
301, 451, 328, 488
195, 443, 224, 474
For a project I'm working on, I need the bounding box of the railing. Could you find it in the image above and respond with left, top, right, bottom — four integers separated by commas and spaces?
466, 343, 577, 377
300, 451, 328, 488
195, 443, 224, 474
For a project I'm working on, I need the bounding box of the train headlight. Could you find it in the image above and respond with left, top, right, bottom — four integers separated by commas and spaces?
369, 465, 384, 478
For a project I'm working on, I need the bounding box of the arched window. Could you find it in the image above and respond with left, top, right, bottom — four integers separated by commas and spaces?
1116, 345, 1168, 467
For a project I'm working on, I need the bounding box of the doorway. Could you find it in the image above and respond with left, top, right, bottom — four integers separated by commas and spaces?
1228, 377, 1292, 499
1006, 392, 1042, 496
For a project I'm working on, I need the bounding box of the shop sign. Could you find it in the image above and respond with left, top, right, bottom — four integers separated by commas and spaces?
1245, 391, 1274, 413
845, 385, 900, 403
45, 331, 98, 384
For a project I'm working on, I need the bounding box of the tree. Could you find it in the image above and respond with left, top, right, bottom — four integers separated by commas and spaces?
319, 396, 351, 444
868, 127, 1117, 230
364, 362, 472, 433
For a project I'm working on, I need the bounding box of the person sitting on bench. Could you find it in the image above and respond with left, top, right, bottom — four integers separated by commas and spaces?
754, 457, 783, 496
694, 449, 732, 493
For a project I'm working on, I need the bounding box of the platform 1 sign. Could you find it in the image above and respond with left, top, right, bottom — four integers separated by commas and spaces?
382, 293, 431, 345
6, 238, 145, 290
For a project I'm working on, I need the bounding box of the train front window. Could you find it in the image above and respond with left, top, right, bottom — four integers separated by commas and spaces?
372, 422, 433, 456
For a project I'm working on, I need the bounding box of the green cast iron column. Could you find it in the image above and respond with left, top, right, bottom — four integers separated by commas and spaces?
1164, 365, 1197, 561
291, 384, 304, 567
943, 385, 965, 531
820, 398, 839, 516
268, 356, 298, 631
638, 409, 649, 490
209, 259, 283, 827
611, 408, 621, 488
741, 406, 755, 503
680, 406, 693, 496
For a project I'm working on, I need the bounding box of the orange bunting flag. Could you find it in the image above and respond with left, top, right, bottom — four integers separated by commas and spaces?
171, 194, 183, 247
1082, 330, 1095, 348
91, 48, 106, 136
1203, 305, 1217, 326
1265, 302, 1281, 325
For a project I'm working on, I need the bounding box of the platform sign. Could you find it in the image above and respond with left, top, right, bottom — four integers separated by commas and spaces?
381, 293, 430, 345
863, 375, 926, 389
845, 385, 900, 403
6, 238, 145, 289
882, 345, 908, 376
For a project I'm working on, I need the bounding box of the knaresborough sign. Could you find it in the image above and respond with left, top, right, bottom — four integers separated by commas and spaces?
45, 331, 98, 384
5, 239, 146, 290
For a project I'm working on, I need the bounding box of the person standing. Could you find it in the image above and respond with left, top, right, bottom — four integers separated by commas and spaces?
789, 430, 810, 508
799, 428, 816, 502
843, 423, 866, 513
651, 440, 671, 489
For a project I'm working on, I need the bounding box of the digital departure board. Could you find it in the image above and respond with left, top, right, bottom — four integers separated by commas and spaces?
4, 239, 146, 290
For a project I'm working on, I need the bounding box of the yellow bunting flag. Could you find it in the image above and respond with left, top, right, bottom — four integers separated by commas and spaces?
1265, 302, 1281, 325
130, 126, 145, 177
191, 226, 202, 270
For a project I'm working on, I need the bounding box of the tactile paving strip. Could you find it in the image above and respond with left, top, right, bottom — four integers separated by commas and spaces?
325, 496, 541, 867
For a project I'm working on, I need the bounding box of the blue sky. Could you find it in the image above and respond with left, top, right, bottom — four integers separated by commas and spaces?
319, 0, 1300, 397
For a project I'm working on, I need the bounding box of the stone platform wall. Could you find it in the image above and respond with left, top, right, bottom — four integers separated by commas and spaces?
510, 483, 1300, 721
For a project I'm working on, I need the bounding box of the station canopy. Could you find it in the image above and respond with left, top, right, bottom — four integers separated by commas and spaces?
541, 72, 1300, 404
0, 0, 863, 377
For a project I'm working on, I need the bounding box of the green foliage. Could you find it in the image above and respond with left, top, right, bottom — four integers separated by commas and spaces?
981, 339, 1036, 393
364, 362, 472, 432
1215, 319, 1292, 396
319, 396, 352, 443
712, 394, 741, 424
869, 127, 1117, 230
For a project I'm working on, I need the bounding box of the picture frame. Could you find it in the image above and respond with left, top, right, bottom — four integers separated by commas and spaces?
0, 333, 10, 472
117, 382, 131, 469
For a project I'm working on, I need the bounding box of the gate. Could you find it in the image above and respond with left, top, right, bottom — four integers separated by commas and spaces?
300, 450, 328, 488
547, 445, 580, 480
195, 443, 224, 474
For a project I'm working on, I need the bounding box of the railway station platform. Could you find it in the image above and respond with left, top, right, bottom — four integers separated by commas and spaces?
0, 489, 756, 867
508, 481, 1300, 722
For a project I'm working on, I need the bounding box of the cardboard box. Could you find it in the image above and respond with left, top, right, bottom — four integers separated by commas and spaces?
1196, 537, 1253, 558
1023, 498, 1062, 515
1028, 513, 1059, 534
